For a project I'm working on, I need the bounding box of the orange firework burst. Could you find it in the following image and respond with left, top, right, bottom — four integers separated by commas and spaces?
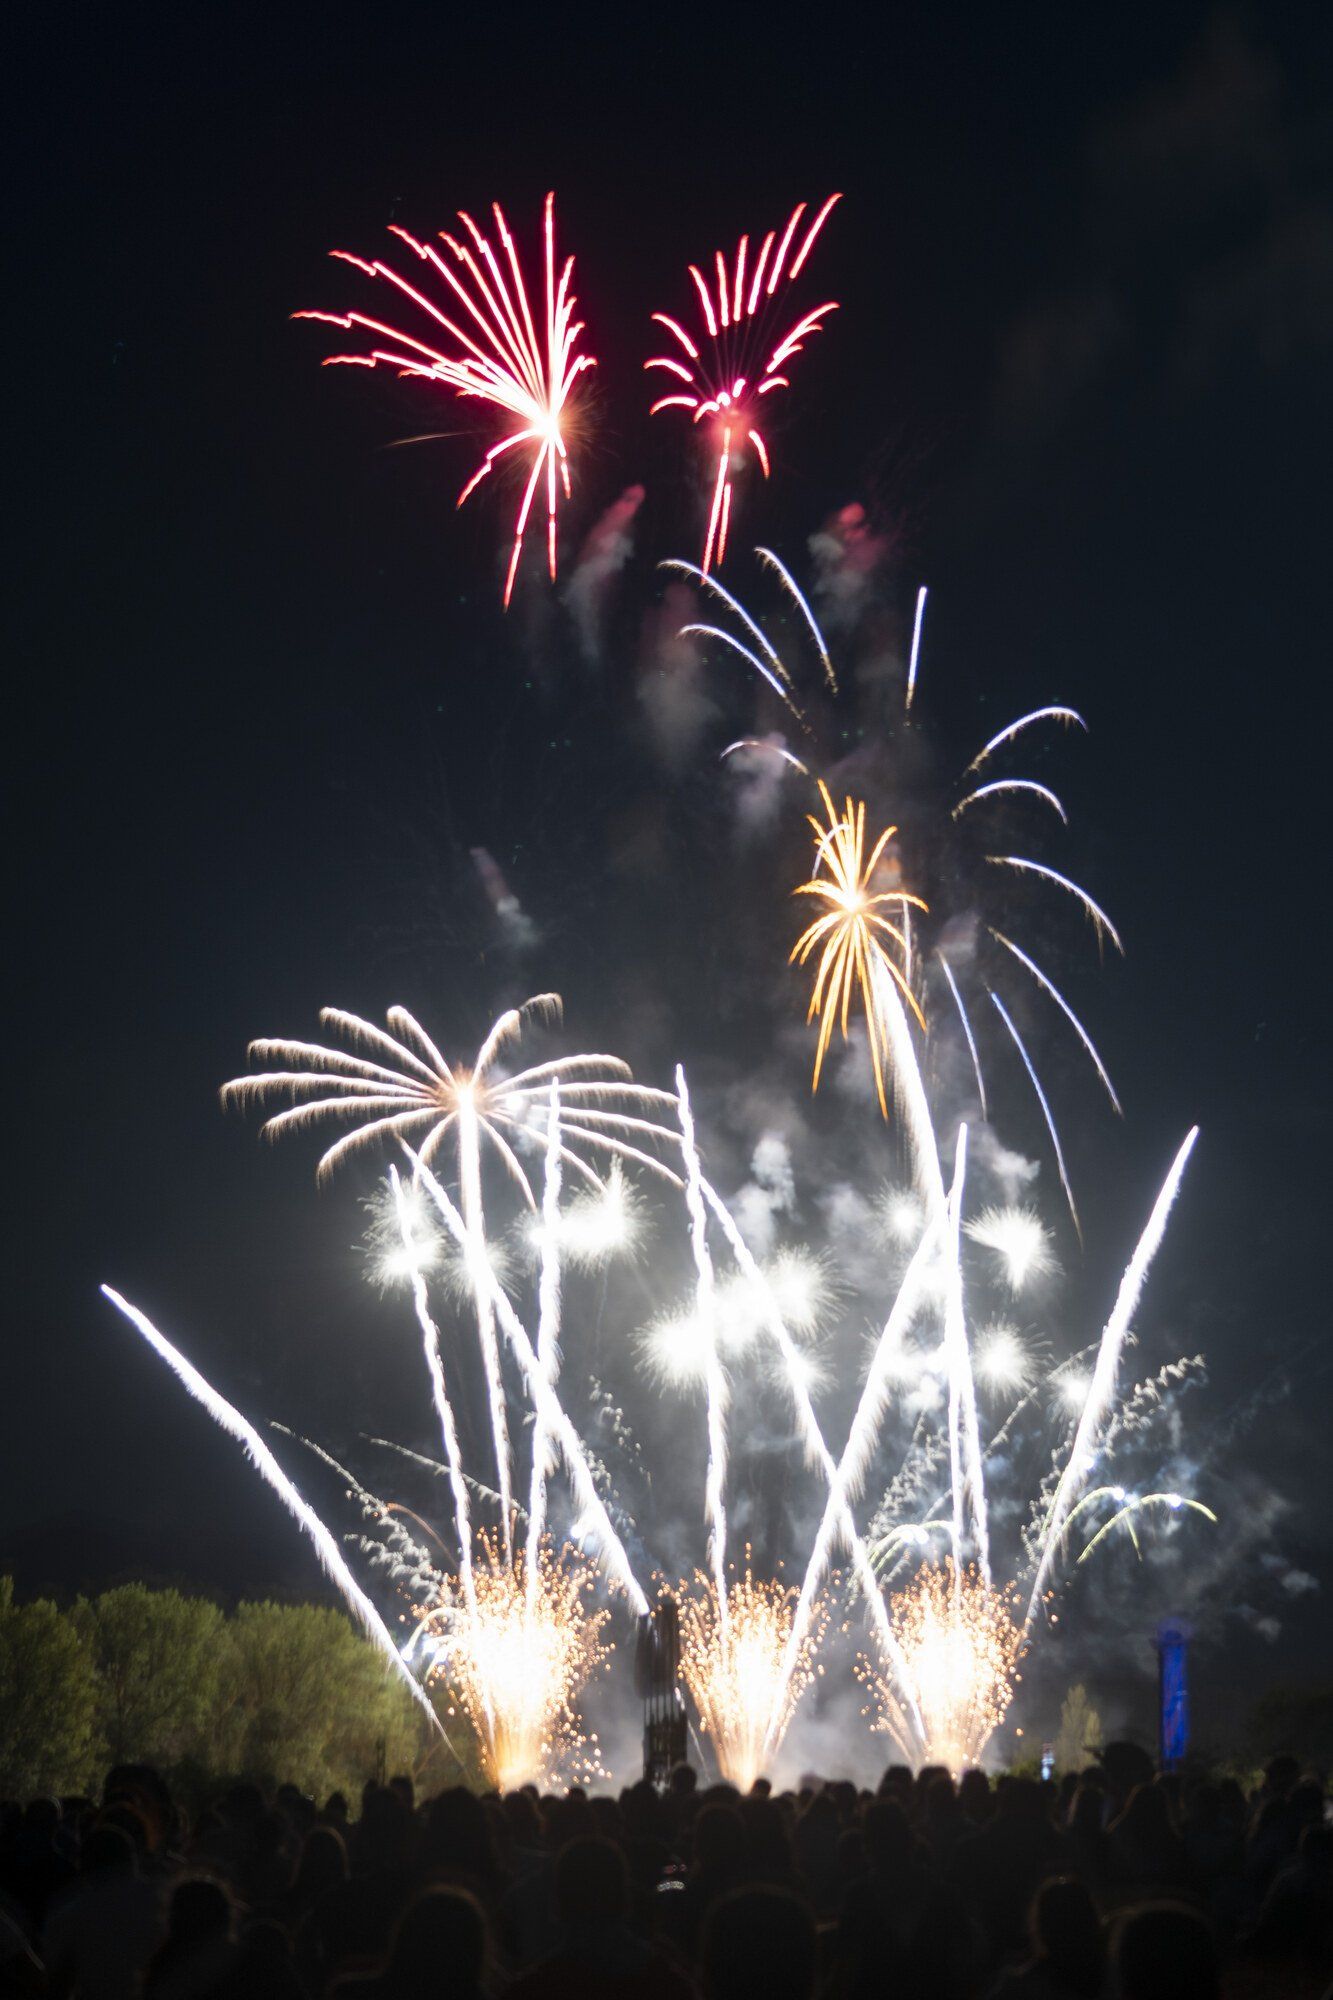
297, 194, 593, 605
646, 196, 841, 573
791, 781, 928, 1117
414, 1533, 612, 1792
673, 1556, 829, 1791
858, 1561, 1022, 1771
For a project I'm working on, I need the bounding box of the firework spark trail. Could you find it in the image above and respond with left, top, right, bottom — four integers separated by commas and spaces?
389, 1167, 480, 1627
526, 1085, 563, 1598
755, 547, 836, 691
988, 992, 1081, 1237
363, 1437, 517, 1516
936, 952, 988, 1120
676, 1069, 730, 1626
872, 962, 990, 1570
647, 197, 841, 571
954, 780, 1068, 823
783, 1210, 952, 1758
409, 1151, 650, 1615
101, 1287, 445, 1736
905, 585, 927, 714
989, 931, 1122, 1114
942, 1125, 990, 1585
696, 1175, 916, 1752
720, 738, 811, 776
456, 1090, 515, 1561
297, 193, 593, 605
1024, 1126, 1200, 1632
963, 708, 1087, 776
985, 858, 1124, 955
275, 1429, 446, 1607
1073, 1491, 1217, 1564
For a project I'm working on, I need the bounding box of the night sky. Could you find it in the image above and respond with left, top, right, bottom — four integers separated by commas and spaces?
9, 3, 1331, 1751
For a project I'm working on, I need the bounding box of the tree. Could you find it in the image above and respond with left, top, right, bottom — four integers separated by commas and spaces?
73, 1583, 225, 1769
214, 1601, 438, 1799
0, 1577, 98, 1797
1054, 1682, 1103, 1774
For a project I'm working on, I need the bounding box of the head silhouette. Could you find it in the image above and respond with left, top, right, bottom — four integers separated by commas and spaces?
1114, 1902, 1219, 2000
702, 1884, 817, 2000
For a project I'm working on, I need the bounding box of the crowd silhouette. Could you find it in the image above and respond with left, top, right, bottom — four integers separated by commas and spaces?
1, 1750, 1328, 1997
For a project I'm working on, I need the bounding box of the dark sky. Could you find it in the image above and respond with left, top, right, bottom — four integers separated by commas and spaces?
8, 2, 1331, 1747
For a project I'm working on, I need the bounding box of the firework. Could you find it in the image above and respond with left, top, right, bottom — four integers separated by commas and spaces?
536, 1159, 642, 1269
1062, 1485, 1218, 1565
297, 194, 593, 605
791, 782, 927, 1118
222, 995, 678, 1557
410, 1532, 612, 1790
410, 1149, 651, 1615
525, 1086, 564, 1590
675, 1557, 829, 1789
1025, 1126, 1200, 1629
647, 198, 841, 571
859, 1560, 1022, 1771
688, 551, 1120, 1216
677, 1068, 731, 1615
965, 1205, 1057, 1293
973, 1323, 1038, 1395
100, 1288, 447, 1738
387, 1164, 480, 1614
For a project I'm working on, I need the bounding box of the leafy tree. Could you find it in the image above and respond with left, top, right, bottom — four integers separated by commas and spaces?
1054, 1682, 1103, 1774
0, 1576, 97, 1796
214, 1601, 437, 1799
73, 1583, 225, 1769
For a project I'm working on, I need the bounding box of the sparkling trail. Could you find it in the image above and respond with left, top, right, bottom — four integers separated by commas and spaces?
906, 585, 927, 714
526, 1085, 563, 1597
677, 1068, 730, 1625
1024, 1126, 1200, 1631
390, 1167, 479, 1619
101, 1286, 444, 1735
409, 1151, 650, 1614
988, 991, 1081, 1235
989, 930, 1122, 1113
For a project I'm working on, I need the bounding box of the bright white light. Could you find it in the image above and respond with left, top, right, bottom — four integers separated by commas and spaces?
882, 1189, 925, 1247
762, 1248, 832, 1336
640, 1248, 830, 1392
779, 1345, 831, 1396
1057, 1368, 1091, 1412
974, 1323, 1034, 1393
364, 1178, 444, 1289
555, 1161, 643, 1268
640, 1308, 715, 1388
965, 1205, 1057, 1292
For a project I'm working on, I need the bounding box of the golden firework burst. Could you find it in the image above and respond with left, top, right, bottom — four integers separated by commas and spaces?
790, 782, 927, 1117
